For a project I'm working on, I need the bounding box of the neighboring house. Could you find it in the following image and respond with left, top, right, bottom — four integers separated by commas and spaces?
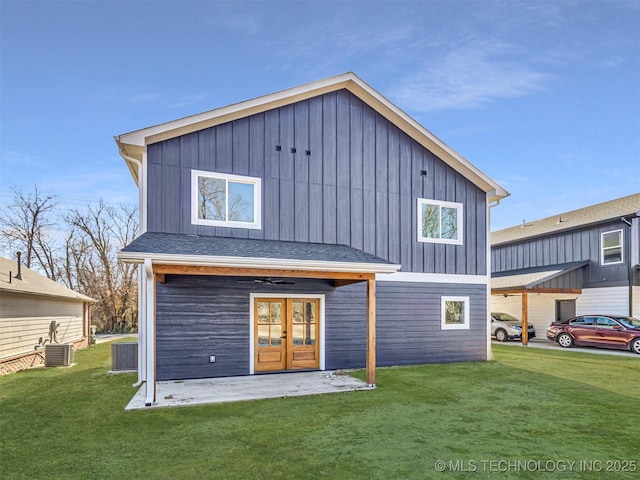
0, 255, 94, 376
115, 72, 508, 406
491, 193, 640, 339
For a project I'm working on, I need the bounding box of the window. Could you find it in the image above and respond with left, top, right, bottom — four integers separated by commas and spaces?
441, 296, 470, 330
601, 229, 623, 265
595, 317, 617, 328
191, 170, 261, 229
417, 199, 463, 244
570, 317, 594, 326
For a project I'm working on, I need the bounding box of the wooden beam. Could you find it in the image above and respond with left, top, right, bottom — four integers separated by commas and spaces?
527, 288, 581, 294
333, 279, 367, 287
521, 291, 529, 346
366, 278, 376, 387
156, 273, 165, 284
492, 288, 581, 296
492, 289, 526, 296
152, 264, 375, 281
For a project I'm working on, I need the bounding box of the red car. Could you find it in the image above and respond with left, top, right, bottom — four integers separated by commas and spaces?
547, 315, 640, 354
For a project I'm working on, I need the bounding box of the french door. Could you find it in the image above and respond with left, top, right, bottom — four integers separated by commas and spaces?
254, 298, 320, 372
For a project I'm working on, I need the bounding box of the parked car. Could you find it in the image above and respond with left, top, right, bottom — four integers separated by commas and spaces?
491, 312, 536, 342
546, 315, 640, 354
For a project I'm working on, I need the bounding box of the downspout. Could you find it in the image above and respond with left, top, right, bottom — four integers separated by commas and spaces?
144, 258, 156, 407
487, 195, 502, 360
627, 219, 633, 317
622, 214, 640, 317
120, 152, 146, 388
633, 216, 640, 317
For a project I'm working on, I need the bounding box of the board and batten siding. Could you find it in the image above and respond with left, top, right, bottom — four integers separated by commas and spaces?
492, 220, 629, 287
146, 90, 487, 275
154, 275, 487, 380
0, 293, 85, 359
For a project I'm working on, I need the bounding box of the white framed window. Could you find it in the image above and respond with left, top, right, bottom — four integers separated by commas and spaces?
441, 296, 470, 330
601, 229, 623, 265
191, 170, 262, 229
417, 198, 463, 245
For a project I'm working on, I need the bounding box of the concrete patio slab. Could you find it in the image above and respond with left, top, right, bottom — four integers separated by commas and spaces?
126, 371, 372, 410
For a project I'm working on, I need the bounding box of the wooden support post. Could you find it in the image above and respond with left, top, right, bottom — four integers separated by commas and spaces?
521, 292, 529, 346
366, 278, 376, 387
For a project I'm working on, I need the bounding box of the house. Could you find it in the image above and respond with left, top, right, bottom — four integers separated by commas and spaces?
0, 254, 94, 375
115, 72, 508, 406
491, 193, 640, 340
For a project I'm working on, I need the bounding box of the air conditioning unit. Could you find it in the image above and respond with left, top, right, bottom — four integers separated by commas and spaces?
111, 342, 138, 372
45, 344, 73, 367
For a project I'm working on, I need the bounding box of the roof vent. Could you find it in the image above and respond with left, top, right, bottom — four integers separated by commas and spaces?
15, 251, 23, 280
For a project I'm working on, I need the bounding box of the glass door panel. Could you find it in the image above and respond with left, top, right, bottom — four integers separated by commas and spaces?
254, 299, 286, 372
289, 300, 319, 369
255, 297, 320, 372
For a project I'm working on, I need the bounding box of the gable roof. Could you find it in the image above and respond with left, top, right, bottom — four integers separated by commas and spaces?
115, 72, 508, 203
118, 232, 400, 274
492, 193, 640, 246
0, 257, 94, 302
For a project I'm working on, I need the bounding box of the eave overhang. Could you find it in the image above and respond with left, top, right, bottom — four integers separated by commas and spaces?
118, 250, 400, 276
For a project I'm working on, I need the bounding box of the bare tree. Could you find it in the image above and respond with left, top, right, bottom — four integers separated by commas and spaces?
65, 201, 138, 333
1, 186, 139, 333
0, 185, 59, 279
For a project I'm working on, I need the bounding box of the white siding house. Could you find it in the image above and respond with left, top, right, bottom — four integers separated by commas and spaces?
0, 256, 94, 375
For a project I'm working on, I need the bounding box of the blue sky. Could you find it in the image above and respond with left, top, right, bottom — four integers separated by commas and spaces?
1, 0, 638, 231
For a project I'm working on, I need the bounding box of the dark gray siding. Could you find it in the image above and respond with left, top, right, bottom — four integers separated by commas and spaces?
157, 276, 323, 380
377, 282, 487, 365
155, 275, 487, 380
492, 220, 630, 287
147, 90, 487, 275
536, 268, 585, 290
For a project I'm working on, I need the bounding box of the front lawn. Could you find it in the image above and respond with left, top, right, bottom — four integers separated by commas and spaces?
1, 343, 638, 479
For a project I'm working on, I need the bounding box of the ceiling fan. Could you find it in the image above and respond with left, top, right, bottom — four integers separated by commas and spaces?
239, 277, 295, 285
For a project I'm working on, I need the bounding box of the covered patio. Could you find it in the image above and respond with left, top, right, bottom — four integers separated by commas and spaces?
118, 232, 400, 407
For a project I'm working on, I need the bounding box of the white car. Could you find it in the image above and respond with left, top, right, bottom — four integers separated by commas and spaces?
491, 312, 536, 342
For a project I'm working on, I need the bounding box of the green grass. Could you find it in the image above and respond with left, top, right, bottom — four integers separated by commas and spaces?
1, 343, 639, 479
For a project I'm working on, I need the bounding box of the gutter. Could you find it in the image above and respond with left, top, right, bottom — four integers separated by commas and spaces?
117, 148, 146, 388
487, 195, 502, 359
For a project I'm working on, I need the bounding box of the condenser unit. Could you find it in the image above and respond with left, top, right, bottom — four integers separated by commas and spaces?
45, 344, 74, 367
111, 342, 138, 372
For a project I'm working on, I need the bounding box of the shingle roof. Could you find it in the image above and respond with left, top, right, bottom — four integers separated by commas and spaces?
119, 232, 399, 272
492, 193, 640, 245
491, 261, 589, 291
0, 257, 95, 302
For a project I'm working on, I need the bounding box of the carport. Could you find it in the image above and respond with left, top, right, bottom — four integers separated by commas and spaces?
491, 261, 589, 345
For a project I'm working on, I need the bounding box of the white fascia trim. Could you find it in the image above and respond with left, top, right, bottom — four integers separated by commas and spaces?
376, 271, 488, 285
118, 251, 401, 274
117, 73, 356, 148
